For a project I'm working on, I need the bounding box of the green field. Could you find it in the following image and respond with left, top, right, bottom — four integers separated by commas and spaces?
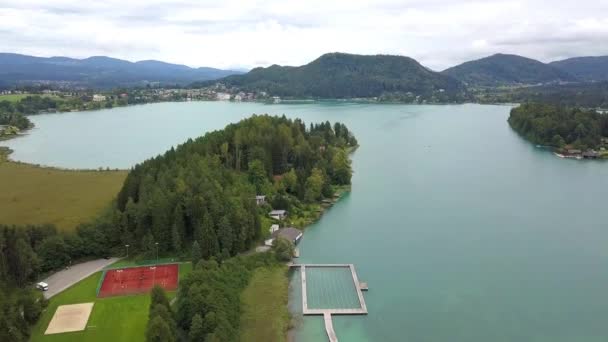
31, 263, 191, 342
0, 93, 58, 102
240, 266, 290, 342
0, 159, 127, 231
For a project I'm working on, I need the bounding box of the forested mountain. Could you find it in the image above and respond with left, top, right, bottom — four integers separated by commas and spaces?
508, 103, 608, 149
196, 53, 469, 102
443, 53, 577, 87
0, 53, 243, 88
550, 56, 608, 81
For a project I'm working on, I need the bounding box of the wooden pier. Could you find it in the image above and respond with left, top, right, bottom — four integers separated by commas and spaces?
292, 264, 368, 342
324, 312, 338, 342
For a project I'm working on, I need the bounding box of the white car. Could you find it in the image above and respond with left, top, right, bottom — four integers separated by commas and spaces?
36, 282, 49, 291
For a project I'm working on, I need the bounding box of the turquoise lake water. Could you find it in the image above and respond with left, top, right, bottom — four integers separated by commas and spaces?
4, 102, 608, 341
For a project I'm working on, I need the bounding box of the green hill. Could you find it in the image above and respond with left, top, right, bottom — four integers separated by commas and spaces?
550, 56, 608, 81
443, 53, 577, 87
196, 53, 469, 102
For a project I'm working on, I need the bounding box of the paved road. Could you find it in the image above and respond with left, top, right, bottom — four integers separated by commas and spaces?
40, 258, 120, 299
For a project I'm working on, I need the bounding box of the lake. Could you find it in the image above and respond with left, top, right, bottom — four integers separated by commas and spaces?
4, 102, 608, 341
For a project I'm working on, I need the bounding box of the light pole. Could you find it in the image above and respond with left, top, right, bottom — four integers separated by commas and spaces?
154, 242, 159, 286
155, 242, 159, 262
125, 244, 130, 258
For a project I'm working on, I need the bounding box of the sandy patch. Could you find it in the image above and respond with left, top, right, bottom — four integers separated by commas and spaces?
45, 302, 94, 335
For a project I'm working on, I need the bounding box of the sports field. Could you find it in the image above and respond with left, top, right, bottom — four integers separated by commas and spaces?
0, 159, 127, 231
31, 262, 192, 342
98, 264, 179, 297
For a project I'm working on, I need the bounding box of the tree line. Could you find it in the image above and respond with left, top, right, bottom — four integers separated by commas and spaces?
144, 252, 281, 342
508, 102, 608, 149
176, 253, 279, 341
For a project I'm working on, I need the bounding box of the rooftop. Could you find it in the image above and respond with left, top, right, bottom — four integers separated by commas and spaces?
272, 227, 302, 242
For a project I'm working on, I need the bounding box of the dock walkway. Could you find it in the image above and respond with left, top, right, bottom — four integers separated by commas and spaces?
324, 312, 338, 342
292, 263, 368, 342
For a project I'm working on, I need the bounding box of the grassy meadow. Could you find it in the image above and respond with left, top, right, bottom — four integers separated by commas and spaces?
240, 266, 290, 342
0, 93, 58, 102
0, 158, 127, 231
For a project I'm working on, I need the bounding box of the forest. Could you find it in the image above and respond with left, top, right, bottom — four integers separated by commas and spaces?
508, 102, 608, 149
114, 114, 357, 259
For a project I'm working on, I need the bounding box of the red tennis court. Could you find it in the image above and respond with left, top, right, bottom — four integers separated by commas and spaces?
98, 264, 179, 298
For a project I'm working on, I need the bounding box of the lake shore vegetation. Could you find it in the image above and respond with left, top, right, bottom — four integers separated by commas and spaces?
508, 102, 608, 157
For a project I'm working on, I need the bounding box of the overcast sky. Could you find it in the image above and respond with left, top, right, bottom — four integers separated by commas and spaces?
1, 0, 607, 71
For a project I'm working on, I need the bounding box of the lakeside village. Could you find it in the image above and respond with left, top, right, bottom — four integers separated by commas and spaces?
0, 83, 283, 110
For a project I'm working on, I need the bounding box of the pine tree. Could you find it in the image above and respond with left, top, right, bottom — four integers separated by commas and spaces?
201, 223, 219, 259
192, 241, 202, 266
171, 224, 181, 252
217, 216, 234, 255
146, 315, 175, 342
189, 314, 204, 341
150, 285, 171, 312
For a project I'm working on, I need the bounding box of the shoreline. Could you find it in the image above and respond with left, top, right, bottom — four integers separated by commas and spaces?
0, 147, 127, 172
283, 145, 357, 341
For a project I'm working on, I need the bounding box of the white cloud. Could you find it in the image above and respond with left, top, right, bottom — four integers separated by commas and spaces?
0, 0, 607, 70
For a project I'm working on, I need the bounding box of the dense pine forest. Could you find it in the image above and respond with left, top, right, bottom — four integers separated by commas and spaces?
508, 103, 608, 149
114, 114, 357, 258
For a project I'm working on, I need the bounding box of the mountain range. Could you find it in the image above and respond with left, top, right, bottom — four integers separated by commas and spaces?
2, 52, 608, 95
0, 53, 243, 88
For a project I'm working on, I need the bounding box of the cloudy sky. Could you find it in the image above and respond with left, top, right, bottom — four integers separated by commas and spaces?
1, 0, 607, 71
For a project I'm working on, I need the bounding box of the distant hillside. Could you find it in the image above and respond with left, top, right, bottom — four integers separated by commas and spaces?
550, 56, 608, 81
477, 81, 608, 108
443, 53, 577, 87
0, 53, 243, 88
197, 53, 469, 102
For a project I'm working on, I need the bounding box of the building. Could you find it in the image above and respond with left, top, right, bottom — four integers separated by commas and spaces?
566, 149, 582, 155
271, 227, 303, 244
583, 150, 599, 159
255, 195, 266, 205
269, 210, 287, 220
92, 94, 106, 102
269, 224, 279, 234
216, 92, 231, 101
